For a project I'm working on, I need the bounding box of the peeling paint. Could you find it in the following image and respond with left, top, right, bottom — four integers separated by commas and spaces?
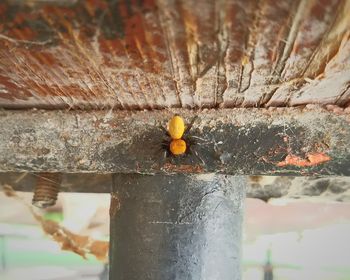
277, 152, 331, 167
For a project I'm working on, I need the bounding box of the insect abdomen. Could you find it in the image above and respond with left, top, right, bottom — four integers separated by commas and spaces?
168, 115, 185, 140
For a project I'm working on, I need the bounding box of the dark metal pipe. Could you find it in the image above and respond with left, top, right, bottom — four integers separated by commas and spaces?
110, 173, 246, 280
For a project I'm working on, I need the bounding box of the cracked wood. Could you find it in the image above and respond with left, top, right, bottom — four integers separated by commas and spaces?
0, 0, 349, 109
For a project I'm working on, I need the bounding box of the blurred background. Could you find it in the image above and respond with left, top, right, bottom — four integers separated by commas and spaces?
0, 176, 350, 280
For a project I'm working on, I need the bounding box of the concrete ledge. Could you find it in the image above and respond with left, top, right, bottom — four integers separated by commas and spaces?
2, 173, 350, 202
0, 107, 349, 175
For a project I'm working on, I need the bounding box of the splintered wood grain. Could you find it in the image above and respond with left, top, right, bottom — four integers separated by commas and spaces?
0, 0, 349, 109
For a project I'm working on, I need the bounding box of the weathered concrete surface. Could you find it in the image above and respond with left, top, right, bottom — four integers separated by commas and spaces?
247, 176, 350, 202
0, 106, 349, 175
0, 0, 349, 109
1, 173, 350, 202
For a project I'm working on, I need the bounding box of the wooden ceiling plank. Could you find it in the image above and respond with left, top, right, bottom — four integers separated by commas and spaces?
0, 0, 349, 109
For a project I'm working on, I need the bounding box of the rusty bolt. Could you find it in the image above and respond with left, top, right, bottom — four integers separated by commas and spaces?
32, 173, 62, 208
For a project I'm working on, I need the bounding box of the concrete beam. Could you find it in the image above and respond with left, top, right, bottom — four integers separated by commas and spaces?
110, 173, 245, 280
2, 173, 350, 203
0, 107, 349, 175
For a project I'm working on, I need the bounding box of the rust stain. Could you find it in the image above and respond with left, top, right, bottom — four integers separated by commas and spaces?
277, 152, 331, 167
0, 4, 6, 16
162, 163, 204, 173
249, 175, 264, 184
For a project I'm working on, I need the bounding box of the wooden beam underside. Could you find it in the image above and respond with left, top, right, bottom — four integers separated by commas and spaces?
0, 107, 349, 175
0, 0, 349, 109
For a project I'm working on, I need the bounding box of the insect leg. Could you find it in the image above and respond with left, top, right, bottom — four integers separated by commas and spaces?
185, 115, 199, 134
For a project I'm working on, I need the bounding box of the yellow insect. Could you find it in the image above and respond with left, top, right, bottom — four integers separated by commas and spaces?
168, 115, 185, 140
170, 139, 187, 155
162, 115, 194, 157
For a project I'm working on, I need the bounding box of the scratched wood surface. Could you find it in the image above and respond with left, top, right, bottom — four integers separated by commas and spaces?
0, 0, 349, 109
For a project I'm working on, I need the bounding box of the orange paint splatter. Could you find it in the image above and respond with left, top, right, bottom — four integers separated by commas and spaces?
277, 152, 331, 167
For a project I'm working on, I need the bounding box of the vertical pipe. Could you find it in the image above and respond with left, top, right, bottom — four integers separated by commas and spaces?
110, 173, 246, 280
